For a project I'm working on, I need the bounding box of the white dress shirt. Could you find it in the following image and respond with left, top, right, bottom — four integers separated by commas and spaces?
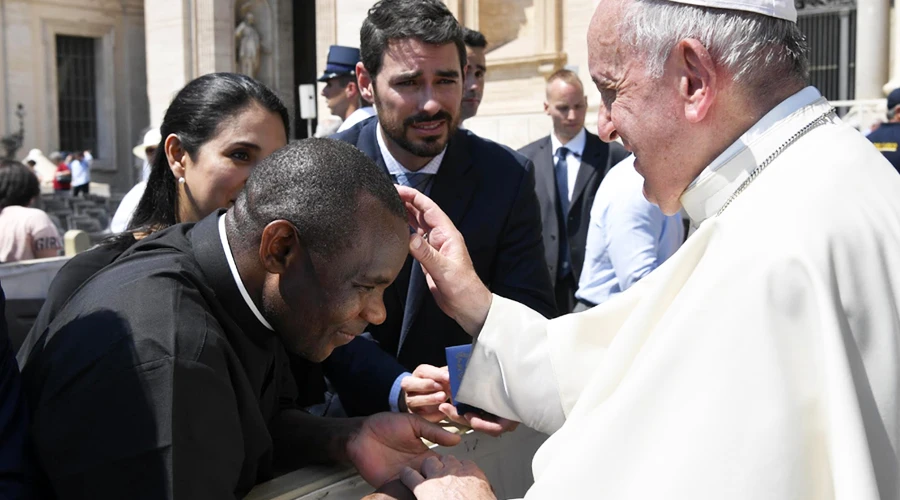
69, 152, 92, 187
549, 128, 587, 201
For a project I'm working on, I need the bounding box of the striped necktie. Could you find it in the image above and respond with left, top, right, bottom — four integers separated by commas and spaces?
394, 172, 434, 193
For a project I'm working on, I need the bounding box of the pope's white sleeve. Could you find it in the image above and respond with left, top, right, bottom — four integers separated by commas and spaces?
456, 295, 566, 435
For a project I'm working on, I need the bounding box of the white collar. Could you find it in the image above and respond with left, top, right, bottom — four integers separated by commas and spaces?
550, 128, 587, 156
218, 213, 274, 331
680, 86, 831, 225
376, 122, 447, 176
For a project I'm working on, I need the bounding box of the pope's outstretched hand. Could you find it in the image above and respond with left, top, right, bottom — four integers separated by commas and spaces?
396, 186, 492, 335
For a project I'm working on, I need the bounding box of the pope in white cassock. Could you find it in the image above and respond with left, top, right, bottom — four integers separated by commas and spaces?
392, 0, 900, 497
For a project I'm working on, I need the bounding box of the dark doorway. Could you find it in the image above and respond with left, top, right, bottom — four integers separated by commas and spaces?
57, 35, 99, 155
293, 0, 317, 139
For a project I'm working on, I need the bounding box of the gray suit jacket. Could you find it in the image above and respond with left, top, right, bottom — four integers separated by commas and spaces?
518, 131, 629, 286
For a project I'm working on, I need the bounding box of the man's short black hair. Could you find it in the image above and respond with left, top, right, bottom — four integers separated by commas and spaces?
232, 138, 405, 256
360, 0, 466, 78
463, 28, 487, 49
0, 160, 39, 210
332, 74, 357, 89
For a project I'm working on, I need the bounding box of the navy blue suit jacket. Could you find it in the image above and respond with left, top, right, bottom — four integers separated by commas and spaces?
321, 117, 557, 416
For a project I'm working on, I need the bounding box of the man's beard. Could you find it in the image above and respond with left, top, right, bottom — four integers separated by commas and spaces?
374, 93, 459, 158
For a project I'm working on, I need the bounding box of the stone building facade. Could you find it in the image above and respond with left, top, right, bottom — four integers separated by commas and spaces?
0, 0, 147, 189
2, 0, 900, 194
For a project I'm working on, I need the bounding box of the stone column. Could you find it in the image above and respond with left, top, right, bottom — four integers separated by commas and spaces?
883, 2, 900, 94
855, 0, 890, 98
194, 0, 235, 77
144, 0, 193, 126
144, 0, 235, 126
0, 1, 7, 137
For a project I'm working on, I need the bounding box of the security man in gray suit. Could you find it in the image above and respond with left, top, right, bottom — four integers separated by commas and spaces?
519, 69, 628, 313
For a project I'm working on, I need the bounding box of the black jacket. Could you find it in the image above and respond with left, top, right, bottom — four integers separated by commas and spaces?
518, 131, 629, 285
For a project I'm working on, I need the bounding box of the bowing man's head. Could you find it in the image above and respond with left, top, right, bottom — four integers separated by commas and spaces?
227, 138, 409, 362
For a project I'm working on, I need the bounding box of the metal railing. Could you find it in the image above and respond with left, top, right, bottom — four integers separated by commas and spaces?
830, 98, 887, 133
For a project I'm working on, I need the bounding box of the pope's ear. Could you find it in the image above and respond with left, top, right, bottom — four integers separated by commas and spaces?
356, 62, 375, 103
258, 220, 302, 274
674, 38, 717, 123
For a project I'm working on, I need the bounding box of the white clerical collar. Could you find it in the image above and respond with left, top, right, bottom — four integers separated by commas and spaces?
680, 86, 830, 225
218, 213, 274, 331
550, 128, 587, 156
376, 122, 446, 176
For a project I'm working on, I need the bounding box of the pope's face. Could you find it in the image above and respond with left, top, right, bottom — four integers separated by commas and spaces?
588, 0, 688, 215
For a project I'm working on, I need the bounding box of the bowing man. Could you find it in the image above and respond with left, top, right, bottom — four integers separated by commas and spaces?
16, 139, 461, 499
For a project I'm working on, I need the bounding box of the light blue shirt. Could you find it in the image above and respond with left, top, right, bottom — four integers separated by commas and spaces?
69, 152, 92, 187
575, 156, 684, 306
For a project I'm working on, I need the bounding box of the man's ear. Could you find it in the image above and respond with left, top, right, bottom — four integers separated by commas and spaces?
346, 81, 360, 99
258, 220, 302, 275
164, 133, 186, 179
543, 101, 550, 115
356, 62, 375, 103
672, 38, 717, 123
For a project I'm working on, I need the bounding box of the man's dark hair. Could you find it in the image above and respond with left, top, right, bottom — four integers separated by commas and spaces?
232, 138, 405, 256
333, 74, 357, 88
0, 160, 40, 210
463, 28, 487, 49
129, 72, 290, 234
360, 0, 466, 78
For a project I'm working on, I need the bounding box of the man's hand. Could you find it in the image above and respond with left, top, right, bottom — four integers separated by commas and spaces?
346, 412, 462, 487
400, 455, 496, 499
438, 403, 520, 437
401, 365, 451, 422
396, 186, 492, 335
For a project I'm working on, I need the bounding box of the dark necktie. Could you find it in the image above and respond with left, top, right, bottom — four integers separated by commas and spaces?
391, 171, 434, 356
555, 147, 573, 278
555, 146, 570, 217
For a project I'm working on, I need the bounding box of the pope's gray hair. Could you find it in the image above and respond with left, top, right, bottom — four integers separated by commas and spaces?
620, 0, 809, 93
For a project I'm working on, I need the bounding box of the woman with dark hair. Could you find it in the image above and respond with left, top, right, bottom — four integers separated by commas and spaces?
31, 72, 289, 328
0, 160, 62, 262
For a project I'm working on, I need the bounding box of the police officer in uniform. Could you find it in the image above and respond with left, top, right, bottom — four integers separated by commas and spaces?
868, 87, 900, 174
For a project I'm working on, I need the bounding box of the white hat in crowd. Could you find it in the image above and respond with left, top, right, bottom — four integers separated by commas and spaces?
132, 128, 162, 161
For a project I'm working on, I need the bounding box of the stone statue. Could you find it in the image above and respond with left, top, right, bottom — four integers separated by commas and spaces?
1, 104, 25, 160
235, 1, 263, 78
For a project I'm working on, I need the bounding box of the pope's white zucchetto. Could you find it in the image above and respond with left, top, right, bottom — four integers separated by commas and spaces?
664, 0, 797, 22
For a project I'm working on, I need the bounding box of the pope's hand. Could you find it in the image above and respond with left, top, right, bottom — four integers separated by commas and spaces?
400, 455, 496, 500
401, 364, 451, 422
437, 403, 520, 437
396, 186, 492, 335
346, 412, 462, 487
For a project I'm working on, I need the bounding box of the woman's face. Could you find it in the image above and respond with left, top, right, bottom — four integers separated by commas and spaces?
175, 103, 287, 223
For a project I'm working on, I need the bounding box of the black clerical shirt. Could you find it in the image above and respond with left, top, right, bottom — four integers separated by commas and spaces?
18, 211, 298, 499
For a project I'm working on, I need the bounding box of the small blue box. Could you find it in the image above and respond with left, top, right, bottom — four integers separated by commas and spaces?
445, 344, 484, 415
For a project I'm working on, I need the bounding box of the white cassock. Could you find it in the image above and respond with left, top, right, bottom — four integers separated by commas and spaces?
458, 87, 900, 499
